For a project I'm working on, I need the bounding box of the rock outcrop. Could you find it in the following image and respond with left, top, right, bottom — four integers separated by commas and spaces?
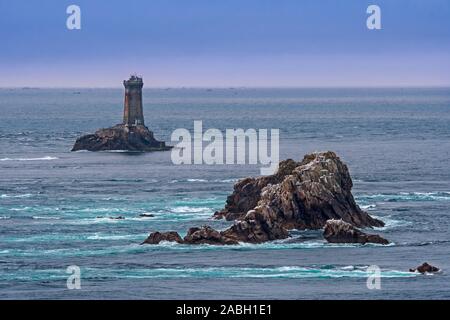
215, 151, 384, 229
409, 262, 440, 274
184, 226, 239, 245
323, 219, 389, 245
143, 151, 387, 245
141, 231, 183, 245
72, 124, 171, 152
141, 227, 239, 245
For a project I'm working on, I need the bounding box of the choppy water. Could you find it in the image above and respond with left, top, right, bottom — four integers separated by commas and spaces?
0, 88, 449, 299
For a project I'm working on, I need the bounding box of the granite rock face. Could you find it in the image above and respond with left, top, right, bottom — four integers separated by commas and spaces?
323, 219, 389, 245
72, 124, 171, 152
214, 159, 299, 221
215, 151, 384, 229
141, 226, 239, 245
141, 231, 183, 244
143, 151, 387, 245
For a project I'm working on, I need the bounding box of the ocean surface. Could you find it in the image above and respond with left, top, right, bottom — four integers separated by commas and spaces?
0, 87, 449, 299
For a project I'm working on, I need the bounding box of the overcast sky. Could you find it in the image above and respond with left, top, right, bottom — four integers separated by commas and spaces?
1, 0, 449, 87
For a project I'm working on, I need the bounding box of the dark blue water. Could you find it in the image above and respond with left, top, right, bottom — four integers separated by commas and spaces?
0, 88, 449, 299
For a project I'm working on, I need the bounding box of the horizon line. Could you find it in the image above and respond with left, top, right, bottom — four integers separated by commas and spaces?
1, 85, 450, 90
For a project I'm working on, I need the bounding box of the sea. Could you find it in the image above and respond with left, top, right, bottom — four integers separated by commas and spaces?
0, 87, 449, 299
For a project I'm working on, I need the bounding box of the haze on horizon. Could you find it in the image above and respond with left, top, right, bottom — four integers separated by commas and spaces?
0, 0, 449, 88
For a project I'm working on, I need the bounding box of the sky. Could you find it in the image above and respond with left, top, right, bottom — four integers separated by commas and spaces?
0, 0, 449, 87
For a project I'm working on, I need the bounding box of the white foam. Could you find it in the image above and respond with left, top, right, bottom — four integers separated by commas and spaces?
32, 216, 60, 220
170, 206, 212, 213
373, 215, 412, 230
215, 178, 238, 183
360, 204, 376, 210
87, 233, 148, 240
340, 265, 355, 270
1, 194, 33, 199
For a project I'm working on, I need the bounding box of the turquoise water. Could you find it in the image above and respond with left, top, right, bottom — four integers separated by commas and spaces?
0, 265, 417, 282
0, 88, 449, 299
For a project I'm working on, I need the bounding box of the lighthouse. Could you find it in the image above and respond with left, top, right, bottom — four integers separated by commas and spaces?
72, 75, 171, 152
123, 75, 145, 126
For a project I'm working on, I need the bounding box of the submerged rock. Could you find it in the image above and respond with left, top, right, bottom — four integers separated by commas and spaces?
184, 226, 239, 245
141, 231, 183, 245
215, 151, 384, 229
143, 152, 387, 245
72, 124, 170, 152
409, 262, 440, 274
96, 216, 125, 220
139, 213, 155, 218
323, 219, 389, 245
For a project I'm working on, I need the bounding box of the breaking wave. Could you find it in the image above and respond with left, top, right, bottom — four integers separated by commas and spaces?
32, 216, 61, 220
372, 215, 412, 231
0, 156, 58, 162
0, 265, 416, 281
0, 194, 34, 199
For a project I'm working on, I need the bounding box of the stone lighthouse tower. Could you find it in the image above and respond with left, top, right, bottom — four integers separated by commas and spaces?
123, 75, 145, 126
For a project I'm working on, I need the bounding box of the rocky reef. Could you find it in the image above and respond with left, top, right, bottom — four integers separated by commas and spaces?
141, 231, 184, 245
142, 151, 388, 246
214, 152, 384, 229
323, 219, 389, 245
72, 124, 171, 152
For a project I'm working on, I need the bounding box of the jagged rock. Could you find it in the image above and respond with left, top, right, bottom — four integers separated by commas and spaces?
215, 151, 384, 229
221, 209, 289, 243
142, 227, 241, 246
184, 226, 239, 245
409, 262, 440, 273
214, 159, 299, 221
141, 231, 183, 245
323, 219, 389, 245
144, 152, 386, 245
72, 124, 171, 152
